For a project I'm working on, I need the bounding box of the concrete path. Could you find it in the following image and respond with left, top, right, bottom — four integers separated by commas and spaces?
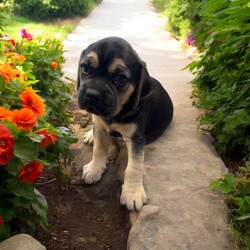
63, 0, 235, 249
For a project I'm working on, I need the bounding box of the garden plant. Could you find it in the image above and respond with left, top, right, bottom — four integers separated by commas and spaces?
0, 28, 77, 241
14, 0, 100, 21
153, 0, 250, 248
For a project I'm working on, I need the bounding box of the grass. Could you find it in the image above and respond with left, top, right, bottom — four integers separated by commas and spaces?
1, 15, 82, 40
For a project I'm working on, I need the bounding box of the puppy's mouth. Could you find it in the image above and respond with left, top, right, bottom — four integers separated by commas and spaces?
78, 88, 118, 118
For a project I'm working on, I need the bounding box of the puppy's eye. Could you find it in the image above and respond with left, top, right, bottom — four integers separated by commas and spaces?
114, 73, 128, 85
81, 63, 90, 74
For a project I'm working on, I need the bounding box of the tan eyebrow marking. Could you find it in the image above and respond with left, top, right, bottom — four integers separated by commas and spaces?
108, 58, 130, 77
81, 51, 99, 69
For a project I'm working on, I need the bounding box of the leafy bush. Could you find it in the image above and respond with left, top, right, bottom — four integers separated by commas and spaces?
152, 0, 200, 41
164, 0, 191, 39
153, 0, 250, 157
0, 30, 77, 240
187, 0, 250, 157
152, 0, 170, 11
13, 0, 99, 20
0, 0, 14, 30
210, 166, 250, 248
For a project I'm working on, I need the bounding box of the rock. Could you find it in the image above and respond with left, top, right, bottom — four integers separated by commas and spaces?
0, 234, 46, 250
128, 206, 160, 249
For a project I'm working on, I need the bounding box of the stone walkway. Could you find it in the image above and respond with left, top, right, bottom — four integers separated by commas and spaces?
63, 0, 235, 249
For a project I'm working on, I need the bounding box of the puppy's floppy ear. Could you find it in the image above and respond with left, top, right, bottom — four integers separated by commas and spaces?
133, 60, 152, 109
77, 49, 86, 91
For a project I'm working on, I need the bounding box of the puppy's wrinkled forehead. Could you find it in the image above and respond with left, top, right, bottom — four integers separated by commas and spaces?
80, 37, 140, 74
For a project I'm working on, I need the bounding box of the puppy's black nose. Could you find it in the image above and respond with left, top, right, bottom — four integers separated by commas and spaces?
85, 89, 100, 105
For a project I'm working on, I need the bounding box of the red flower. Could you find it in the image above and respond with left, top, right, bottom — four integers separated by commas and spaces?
18, 161, 44, 183
19, 29, 33, 41
1, 34, 16, 47
0, 215, 3, 227
12, 108, 37, 131
38, 129, 57, 147
0, 124, 14, 165
19, 87, 46, 116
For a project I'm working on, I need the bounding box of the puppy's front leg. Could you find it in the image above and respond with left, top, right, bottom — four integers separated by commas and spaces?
82, 126, 110, 184
120, 136, 147, 211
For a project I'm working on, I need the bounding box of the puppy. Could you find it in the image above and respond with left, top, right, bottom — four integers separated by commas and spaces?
77, 37, 173, 211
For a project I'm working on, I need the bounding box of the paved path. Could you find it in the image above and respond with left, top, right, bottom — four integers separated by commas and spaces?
63, 0, 235, 249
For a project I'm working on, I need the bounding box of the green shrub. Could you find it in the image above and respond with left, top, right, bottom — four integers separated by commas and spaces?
0, 0, 14, 30
151, 0, 170, 11
14, 0, 98, 20
209, 165, 250, 248
152, 0, 200, 40
188, 0, 250, 157
164, 0, 190, 39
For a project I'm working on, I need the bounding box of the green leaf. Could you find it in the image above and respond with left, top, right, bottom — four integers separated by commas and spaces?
10, 182, 36, 201
66, 135, 78, 144
34, 188, 48, 209
14, 137, 39, 165
5, 157, 20, 175
220, 182, 232, 194
235, 214, 250, 221
28, 133, 44, 143
209, 179, 223, 190
0, 203, 15, 222
0, 222, 10, 241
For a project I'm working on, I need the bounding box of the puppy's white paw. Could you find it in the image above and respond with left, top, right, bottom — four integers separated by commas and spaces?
83, 129, 94, 146
120, 184, 147, 211
82, 162, 106, 184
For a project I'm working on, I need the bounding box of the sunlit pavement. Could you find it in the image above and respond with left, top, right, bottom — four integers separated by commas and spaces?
63, 1, 235, 249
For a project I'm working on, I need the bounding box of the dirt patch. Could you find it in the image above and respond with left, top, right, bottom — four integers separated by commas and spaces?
36, 100, 130, 250
37, 174, 129, 250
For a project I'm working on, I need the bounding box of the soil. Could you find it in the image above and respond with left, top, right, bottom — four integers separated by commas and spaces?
36, 98, 130, 250
36, 172, 129, 250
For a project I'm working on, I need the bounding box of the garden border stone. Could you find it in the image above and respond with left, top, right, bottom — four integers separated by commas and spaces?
0, 234, 46, 250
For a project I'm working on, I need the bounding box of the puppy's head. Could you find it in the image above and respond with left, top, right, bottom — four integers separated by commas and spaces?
77, 37, 152, 118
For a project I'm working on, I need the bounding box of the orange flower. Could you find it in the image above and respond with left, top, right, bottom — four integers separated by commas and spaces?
51, 61, 58, 69
19, 87, 46, 116
12, 108, 37, 131
11, 54, 26, 61
18, 161, 44, 183
0, 63, 19, 83
38, 129, 57, 147
4, 53, 26, 61
0, 124, 14, 165
3, 52, 15, 57
0, 107, 13, 122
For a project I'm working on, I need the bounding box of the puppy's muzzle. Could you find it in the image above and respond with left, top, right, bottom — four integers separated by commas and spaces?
78, 88, 101, 111
78, 85, 118, 117
84, 89, 101, 106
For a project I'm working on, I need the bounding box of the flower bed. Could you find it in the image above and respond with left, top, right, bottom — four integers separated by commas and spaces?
0, 29, 77, 241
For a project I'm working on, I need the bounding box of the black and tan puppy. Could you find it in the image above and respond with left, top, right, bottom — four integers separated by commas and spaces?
77, 37, 173, 211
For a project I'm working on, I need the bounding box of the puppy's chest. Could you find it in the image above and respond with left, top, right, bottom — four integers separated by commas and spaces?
94, 116, 137, 139
109, 130, 122, 137
108, 123, 137, 139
